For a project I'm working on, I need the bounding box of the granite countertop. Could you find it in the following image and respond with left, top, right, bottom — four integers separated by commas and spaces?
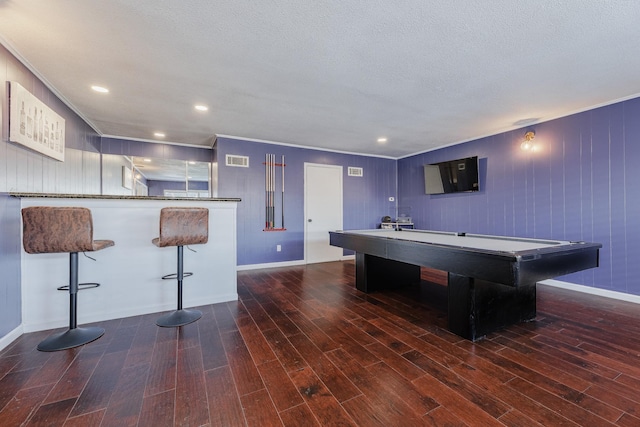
10, 192, 241, 202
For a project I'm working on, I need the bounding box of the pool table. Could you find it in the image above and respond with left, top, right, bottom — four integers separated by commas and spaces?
329, 229, 601, 341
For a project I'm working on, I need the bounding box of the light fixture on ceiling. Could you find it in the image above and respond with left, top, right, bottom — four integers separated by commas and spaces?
91, 85, 109, 93
520, 130, 536, 151
154, 132, 166, 138
194, 104, 208, 112
377, 137, 388, 144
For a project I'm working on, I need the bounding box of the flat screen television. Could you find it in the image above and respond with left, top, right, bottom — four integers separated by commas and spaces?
424, 156, 479, 195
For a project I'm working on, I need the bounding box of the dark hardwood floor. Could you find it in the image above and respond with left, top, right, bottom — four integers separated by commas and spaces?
1, 261, 640, 426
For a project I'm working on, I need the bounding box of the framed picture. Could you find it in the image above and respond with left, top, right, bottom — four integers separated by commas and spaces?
8, 81, 65, 162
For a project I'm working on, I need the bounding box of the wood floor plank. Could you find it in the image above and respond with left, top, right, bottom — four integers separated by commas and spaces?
412, 374, 507, 427
23, 349, 80, 389
62, 409, 106, 427
204, 366, 246, 427
287, 333, 361, 403
0, 383, 54, 426
0, 368, 39, 411
365, 341, 425, 381
144, 340, 177, 397
261, 329, 308, 373
41, 345, 105, 405
68, 349, 128, 418
284, 310, 339, 353
310, 318, 379, 367
123, 314, 158, 369
198, 308, 228, 372
236, 313, 278, 365
175, 346, 210, 427
138, 389, 175, 427
176, 317, 201, 350
26, 396, 75, 427
240, 388, 282, 427
341, 395, 397, 427
422, 406, 468, 426
257, 359, 304, 412
288, 366, 356, 426
241, 298, 279, 331
324, 348, 434, 423
279, 403, 320, 427
100, 363, 149, 427
403, 349, 511, 419
220, 329, 265, 396
507, 376, 617, 426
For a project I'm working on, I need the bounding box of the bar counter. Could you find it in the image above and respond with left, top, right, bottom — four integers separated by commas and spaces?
11, 193, 240, 332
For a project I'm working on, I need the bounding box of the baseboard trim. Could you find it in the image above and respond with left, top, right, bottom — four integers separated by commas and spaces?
237, 256, 355, 271
237, 260, 307, 271
0, 324, 24, 352
540, 279, 640, 305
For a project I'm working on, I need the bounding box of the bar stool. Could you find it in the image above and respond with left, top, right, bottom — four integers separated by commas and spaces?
152, 207, 208, 327
22, 206, 114, 352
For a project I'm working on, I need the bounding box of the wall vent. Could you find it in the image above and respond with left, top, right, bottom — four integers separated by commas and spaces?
348, 167, 363, 177
225, 154, 249, 167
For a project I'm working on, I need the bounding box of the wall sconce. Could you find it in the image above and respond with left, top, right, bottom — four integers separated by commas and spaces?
520, 130, 536, 151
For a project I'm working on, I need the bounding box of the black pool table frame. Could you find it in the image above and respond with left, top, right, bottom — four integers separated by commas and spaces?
329, 229, 601, 341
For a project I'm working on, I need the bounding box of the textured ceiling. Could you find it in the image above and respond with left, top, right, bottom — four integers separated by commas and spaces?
1, 1, 640, 158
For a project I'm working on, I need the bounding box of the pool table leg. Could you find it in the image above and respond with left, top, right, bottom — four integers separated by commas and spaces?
448, 273, 537, 341
355, 253, 421, 293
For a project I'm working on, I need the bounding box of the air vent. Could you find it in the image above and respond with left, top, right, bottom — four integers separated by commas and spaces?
348, 167, 363, 177
225, 154, 249, 167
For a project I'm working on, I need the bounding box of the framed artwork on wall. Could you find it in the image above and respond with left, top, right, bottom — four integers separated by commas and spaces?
8, 81, 66, 162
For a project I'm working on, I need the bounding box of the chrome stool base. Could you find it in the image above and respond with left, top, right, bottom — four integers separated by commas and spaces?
156, 309, 202, 327
37, 326, 105, 352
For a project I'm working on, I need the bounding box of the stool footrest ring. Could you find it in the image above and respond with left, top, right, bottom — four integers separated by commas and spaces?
161, 272, 193, 280
57, 282, 100, 291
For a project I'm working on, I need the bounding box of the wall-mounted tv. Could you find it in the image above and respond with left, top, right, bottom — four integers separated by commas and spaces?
424, 156, 479, 195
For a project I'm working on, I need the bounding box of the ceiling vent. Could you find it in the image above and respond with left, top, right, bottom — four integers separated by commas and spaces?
225, 154, 249, 167
348, 167, 363, 177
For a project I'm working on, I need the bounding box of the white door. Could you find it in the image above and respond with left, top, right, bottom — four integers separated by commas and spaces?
305, 163, 343, 263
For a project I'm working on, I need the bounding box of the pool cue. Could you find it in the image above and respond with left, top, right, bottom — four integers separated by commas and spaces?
281, 155, 285, 229
265, 153, 269, 229
268, 153, 272, 228
270, 154, 275, 228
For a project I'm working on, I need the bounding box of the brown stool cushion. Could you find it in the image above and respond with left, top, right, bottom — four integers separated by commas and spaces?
22, 206, 115, 254
152, 207, 209, 248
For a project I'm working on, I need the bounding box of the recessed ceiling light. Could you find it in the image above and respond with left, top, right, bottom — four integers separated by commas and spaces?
154, 132, 165, 138
143, 158, 152, 162
377, 137, 388, 143
188, 161, 196, 165
194, 105, 208, 112
91, 85, 109, 93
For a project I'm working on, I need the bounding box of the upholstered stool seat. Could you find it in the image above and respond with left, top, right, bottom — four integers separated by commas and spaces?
22, 206, 114, 352
153, 207, 208, 327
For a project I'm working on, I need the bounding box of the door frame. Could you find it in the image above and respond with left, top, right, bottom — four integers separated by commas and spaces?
304, 162, 343, 263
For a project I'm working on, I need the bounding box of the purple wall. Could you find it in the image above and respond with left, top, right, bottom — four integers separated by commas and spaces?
398, 97, 640, 296
216, 137, 397, 265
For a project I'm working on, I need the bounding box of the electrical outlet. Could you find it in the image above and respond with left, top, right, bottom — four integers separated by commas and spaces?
276, 245, 281, 252
388, 197, 395, 202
